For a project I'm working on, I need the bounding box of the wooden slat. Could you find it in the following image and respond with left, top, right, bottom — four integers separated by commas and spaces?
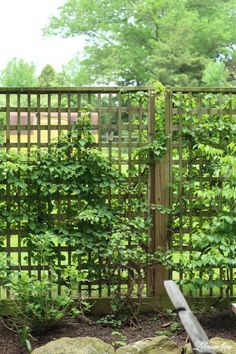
48, 93, 51, 149
0, 107, 149, 114
97, 93, 102, 151
164, 280, 191, 310
197, 92, 203, 296
0, 124, 148, 131
17, 93, 21, 151
172, 87, 236, 93
147, 90, 156, 296
178, 92, 184, 289
6, 94, 10, 152
27, 93, 31, 154
154, 89, 171, 295
188, 92, 193, 294
172, 108, 236, 114
232, 303, 236, 314
0, 86, 154, 93
117, 92, 123, 295
127, 94, 133, 295
180, 311, 215, 354
164, 280, 216, 354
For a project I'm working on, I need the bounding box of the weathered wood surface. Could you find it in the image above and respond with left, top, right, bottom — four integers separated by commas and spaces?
164, 280, 216, 354
164, 279, 191, 311
232, 303, 236, 314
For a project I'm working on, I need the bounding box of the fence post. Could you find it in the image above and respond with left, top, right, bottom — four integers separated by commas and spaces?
147, 89, 172, 297
147, 90, 156, 297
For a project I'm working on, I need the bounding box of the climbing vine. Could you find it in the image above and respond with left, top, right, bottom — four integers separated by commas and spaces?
161, 92, 236, 307
0, 109, 170, 333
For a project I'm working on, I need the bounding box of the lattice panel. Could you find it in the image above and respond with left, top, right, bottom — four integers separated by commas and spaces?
0, 87, 153, 298
168, 88, 236, 297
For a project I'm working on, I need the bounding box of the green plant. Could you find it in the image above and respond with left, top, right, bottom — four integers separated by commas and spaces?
150, 315, 160, 321
0, 254, 11, 285
0, 113, 5, 147
4, 270, 82, 334
165, 309, 176, 316
181, 103, 236, 308
96, 315, 124, 328
157, 92, 236, 310
5, 112, 165, 305
0, 100, 168, 331
18, 326, 32, 353
170, 321, 182, 333
155, 330, 171, 337
111, 331, 127, 348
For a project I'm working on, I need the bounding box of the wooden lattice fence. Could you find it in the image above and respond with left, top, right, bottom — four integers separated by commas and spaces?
166, 87, 236, 299
0, 86, 236, 309
0, 87, 156, 301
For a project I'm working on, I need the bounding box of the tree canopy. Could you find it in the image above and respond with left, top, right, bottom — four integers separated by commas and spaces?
37, 64, 58, 87
0, 61, 62, 88
0, 58, 37, 87
44, 0, 236, 86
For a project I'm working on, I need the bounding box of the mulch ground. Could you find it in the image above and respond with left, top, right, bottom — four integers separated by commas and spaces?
0, 310, 236, 353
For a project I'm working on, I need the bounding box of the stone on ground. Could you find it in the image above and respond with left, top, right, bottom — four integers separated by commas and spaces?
116, 336, 181, 354
183, 337, 236, 354
31, 337, 115, 354
210, 337, 236, 354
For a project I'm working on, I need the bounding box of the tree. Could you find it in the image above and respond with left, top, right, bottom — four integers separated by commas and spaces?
0, 58, 37, 87
58, 57, 97, 86
202, 61, 230, 87
37, 64, 58, 87
44, 0, 236, 86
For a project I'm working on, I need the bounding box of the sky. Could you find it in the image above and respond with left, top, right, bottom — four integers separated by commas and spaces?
0, 0, 85, 74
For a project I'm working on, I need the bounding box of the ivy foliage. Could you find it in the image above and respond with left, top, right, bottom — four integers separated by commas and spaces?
0, 109, 168, 337
2, 86, 236, 323
121, 83, 167, 169
164, 92, 236, 304
0, 112, 168, 297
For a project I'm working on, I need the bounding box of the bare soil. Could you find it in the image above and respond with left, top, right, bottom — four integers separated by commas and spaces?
0, 311, 236, 353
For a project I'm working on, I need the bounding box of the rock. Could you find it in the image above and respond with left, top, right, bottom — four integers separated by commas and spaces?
116, 336, 181, 354
31, 337, 115, 354
210, 337, 236, 354
182, 343, 192, 354
182, 337, 236, 354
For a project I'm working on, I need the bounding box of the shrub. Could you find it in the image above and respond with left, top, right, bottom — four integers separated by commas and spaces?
6, 272, 75, 334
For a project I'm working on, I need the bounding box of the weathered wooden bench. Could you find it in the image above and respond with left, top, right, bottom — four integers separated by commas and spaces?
164, 280, 216, 354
